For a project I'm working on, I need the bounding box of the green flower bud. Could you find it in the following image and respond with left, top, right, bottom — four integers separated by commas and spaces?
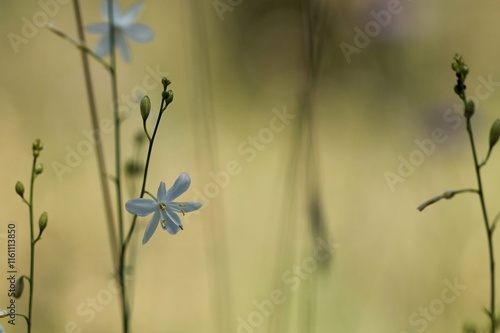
39, 212, 48, 234
161, 77, 171, 90
15, 181, 25, 198
461, 64, 469, 76
14, 277, 24, 299
162, 90, 174, 106
489, 119, 500, 151
465, 100, 475, 118
140, 95, 151, 121
35, 163, 44, 175
32, 139, 43, 151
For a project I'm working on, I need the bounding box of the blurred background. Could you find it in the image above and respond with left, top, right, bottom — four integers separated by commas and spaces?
2, 0, 500, 332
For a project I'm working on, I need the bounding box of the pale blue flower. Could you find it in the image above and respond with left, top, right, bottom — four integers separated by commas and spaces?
126, 173, 202, 244
87, 0, 154, 62
0, 323, 5, 333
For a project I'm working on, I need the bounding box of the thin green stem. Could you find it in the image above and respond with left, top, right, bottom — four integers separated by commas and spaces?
27, 155, 38, 333
123, 97, 166, 251
118, 96, 167, 333
466, 115, 495, 332
47, 23, 112, 72
103, 1, 127, 331
13, 313, 30, 326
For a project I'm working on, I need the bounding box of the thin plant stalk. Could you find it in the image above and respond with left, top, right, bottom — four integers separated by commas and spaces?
101, 0, 128, 331
27, 153, 39, 333
119, 93, 169, 332
72, 0, 118, 270
465, 114, 495, 332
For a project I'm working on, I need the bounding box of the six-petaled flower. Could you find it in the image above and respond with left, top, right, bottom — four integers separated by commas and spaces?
125, 173, 202, 244
87, 0, 154, 62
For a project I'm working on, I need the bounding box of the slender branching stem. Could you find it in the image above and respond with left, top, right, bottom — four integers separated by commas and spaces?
465, 115, 495, 332
71, 0, 119, 271
13, 313, 30, 326
119, 95, 167, 332
27, 155, 38, 333
101, 1, 127, 331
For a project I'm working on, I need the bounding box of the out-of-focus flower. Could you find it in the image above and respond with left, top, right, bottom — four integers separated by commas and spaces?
87, 0, 154, 62
125, 173, 202, 244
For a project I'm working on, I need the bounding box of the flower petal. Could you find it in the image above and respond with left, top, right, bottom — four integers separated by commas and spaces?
94, 34, 111, 57
87, 23, 109, 34
125, 198, 157, 216
165, 220, 181, 235
116, 32, 131, 62
160, 209, 182, 235
170, 202, 202, 213
157, 182, 167, 203
142, 209, 160, 244
119, 2, 144, 26
123, 24, 154, 42
102, 0, 122, 22
166, 173, 191, 201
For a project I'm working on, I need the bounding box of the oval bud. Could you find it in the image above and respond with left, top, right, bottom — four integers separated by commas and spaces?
15, 181, 25, 197
140, 96, 151, 121
465, 100, 475, 117
39, 212, 48, 234
35, 163, 44, 175
14, 277, 24, 299
163, 90, 174, 106
0, 310, 8, 318
489, 119, 500, 151
461, 64, 469, 76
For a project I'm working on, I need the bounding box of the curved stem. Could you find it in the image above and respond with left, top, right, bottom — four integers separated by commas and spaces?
14, 313, 30, 326
466, 116, 495, 332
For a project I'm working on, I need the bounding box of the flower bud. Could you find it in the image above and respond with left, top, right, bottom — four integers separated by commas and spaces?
32, 139, 43, 151
489, 119, 500, 151
162, 90, 174, 106
15, 277, 24, 299
39, 212, 48, 234
461, 64, 469, 76
35, 163, 44, 175
162, 77, 171, 90
465, 100, 475, 118
0, 310, 8, 318
15, 181, 25, 198
140, 95, 151, 121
